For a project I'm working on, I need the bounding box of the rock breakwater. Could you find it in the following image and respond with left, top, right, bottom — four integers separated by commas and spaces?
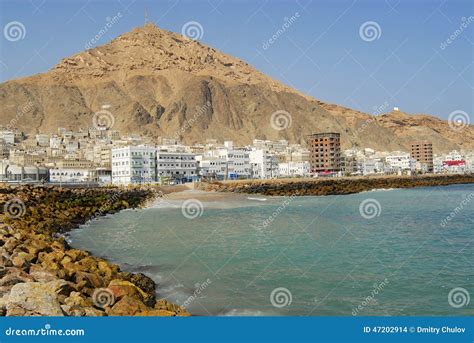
0, 185, 190, 317
199, 174, 474, 196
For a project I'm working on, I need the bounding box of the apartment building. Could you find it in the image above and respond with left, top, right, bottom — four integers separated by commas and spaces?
278, 161, 310, 177
156, 151, 197, 182
410, 141, 433, 172
385, 152, 413, 172
308, 132, 341, 174
249, 149, 279, 179
112, 146, 157, 184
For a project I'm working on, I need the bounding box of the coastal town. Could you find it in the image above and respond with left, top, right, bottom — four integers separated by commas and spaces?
0, 121, 472, 185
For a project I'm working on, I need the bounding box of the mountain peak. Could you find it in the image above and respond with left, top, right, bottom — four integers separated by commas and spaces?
48, 23, 279, 89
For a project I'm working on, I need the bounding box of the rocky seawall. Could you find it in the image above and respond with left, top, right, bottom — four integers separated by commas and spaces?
0, 185, 190, 317
198, 174, 474, 196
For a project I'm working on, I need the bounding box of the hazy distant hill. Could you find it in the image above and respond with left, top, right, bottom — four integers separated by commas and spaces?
0, 23, 472, 153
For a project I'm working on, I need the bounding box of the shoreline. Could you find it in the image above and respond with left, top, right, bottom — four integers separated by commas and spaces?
0, 185, 190, 317
197, 174, 474, 196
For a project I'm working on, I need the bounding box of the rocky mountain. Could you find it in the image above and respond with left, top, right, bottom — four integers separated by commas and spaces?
0, 23, 472, 153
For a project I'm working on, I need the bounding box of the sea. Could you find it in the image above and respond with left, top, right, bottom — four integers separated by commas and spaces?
68, 184, 474, 316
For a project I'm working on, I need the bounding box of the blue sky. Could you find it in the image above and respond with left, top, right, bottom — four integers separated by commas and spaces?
0, 0, 472, 120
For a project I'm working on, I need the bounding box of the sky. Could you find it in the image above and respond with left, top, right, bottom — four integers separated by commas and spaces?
0, 0, 473, 120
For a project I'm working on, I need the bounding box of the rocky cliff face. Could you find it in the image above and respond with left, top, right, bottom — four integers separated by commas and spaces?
0, 23, 472, 153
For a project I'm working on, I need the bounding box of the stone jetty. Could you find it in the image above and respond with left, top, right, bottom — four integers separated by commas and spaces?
0, 185, 190, 317
198, 174, 474, 196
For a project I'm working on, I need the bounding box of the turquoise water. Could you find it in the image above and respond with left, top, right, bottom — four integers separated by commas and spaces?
68, 184, 474, 316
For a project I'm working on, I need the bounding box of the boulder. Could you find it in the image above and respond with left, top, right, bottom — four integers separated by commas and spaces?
74, 271, 104, 289
4, 280, 70, 316
28, 264, 57, 282
106, 295, 148, 316
107, 279, 154, 307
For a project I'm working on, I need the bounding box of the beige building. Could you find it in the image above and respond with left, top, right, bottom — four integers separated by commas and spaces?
308, 132, 341, 173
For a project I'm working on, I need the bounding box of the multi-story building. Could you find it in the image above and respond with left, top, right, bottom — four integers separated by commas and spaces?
196, 155, 227, 179
0, 130, 15, 144
411, 141, 433, 173
249, 149, 279, 179
50, 168, 97, 183
385, 152, 413, 173
156, 151, 197, 182
308, 132, 341, 174
359, 158, 385, 175
340, 153, 358, 175
217, 149, 250, 179
35, 134, 50, 147
278, 161, 310, 177
112, 146, 157, 184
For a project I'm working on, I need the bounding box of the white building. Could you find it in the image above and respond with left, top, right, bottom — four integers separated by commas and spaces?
50, 168, 96, 183
0, 131, 15, 145
35, 134, 50, 147
196, 155, 227, 179
278, 161, 310, 177
218, 149, 250, 179
359, 158, 384, 175
385, 152, 413, 173
112, 146, 157, 184
156, 151, 197, 182
249, 149, 279, 179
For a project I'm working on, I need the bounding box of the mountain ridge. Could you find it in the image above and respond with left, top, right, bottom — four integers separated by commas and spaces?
0, 23, 472, 153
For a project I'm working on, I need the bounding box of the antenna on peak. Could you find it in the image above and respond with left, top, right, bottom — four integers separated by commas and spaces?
144, 8, 148, 25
